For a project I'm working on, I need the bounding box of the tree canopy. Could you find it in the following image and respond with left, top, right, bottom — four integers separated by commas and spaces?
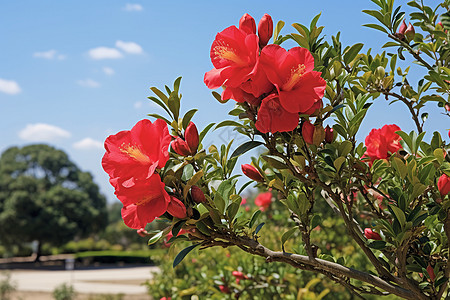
0, 144, 107, 256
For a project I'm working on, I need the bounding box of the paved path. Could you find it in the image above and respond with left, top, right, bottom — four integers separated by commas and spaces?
6, 266, 159, 294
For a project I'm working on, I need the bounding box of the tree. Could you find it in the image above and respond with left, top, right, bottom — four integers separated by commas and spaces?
103, 1, 450, 299
0, 144, 107, 260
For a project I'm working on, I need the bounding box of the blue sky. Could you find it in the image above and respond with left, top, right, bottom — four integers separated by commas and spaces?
1, 1, 448, 203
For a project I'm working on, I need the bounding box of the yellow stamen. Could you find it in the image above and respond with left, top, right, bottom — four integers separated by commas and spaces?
282, 64, 306, 91
213, 41, 246, 66
120, 143, 151, 164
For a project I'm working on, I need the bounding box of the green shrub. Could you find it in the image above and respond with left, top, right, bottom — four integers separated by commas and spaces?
52, 283, 76, 300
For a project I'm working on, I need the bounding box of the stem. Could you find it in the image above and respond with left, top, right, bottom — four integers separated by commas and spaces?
388, 34, 434, 71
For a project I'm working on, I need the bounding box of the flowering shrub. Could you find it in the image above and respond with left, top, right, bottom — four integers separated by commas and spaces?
103, 1, 450, 299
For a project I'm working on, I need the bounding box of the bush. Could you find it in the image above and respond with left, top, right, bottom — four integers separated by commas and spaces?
53, 283, 76, 300
0, 272, 16, 300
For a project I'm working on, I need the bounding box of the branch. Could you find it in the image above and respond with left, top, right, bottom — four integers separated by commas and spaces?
388, 34, 434, 71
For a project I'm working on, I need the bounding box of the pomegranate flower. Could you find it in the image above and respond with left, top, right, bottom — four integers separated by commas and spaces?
364, 124, 402, 164
114, 174, 172, 229
255, 93, 299, 133
260, 44, 326, 114
204, 26, 259, 90
255, 192, 272, 211
241, 164, 264, 182
102, 119, 171, 186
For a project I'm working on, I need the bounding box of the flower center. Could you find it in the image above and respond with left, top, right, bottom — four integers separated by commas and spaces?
214, 41, 246, 66
282, 64, 306, 91
120, 144, 151, 164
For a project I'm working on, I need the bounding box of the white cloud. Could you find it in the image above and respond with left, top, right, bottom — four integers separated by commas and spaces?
88, 47, 123, 60
115, 40, 143, 54
123, 3, 143, 11
102, 67, 115, 75
0, 79, 21, 95
19, 123, 71, 142
77, 79, 100, 88
134, 101, 143, 109
33, 49, 66, 60
73, 138, 103, 150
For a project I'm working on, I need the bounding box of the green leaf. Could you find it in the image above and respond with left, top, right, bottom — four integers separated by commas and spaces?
249, 210, 262, 228
310, 214, 322, 229
281, 227, 297, 252
343, 43, 364, 65
172, 220, 186, 237
199, 123, 215, 144
182, 109, 198, 129
333, 156, 346, 173
273, 20, 285, 42
227, 202, 240, 222
167, 92, 180, 121
173, 76, 182, 94
181, 164, 194, 181
150, 87, 169, 105
367, 240, 387, 250
147, 113, 171, 125
440, 11, 450, 31
254, 222, 265, 235
363, 23, 389, 34
147, 96, 173, 118
214, 120, 243, 130
173, 244, 199, 268
391, 157, 407, 179
231, 141, 264, 158
148, 230, 164, 245
389, 205, 406, 228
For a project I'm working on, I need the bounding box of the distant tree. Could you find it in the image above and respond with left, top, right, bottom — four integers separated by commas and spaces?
0, 144, 107, 260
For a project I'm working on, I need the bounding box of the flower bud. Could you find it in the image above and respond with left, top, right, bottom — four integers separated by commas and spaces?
241, 164, 264, 182
405, 22, 415, 42
219, 285, 230, 294
325, 125, 334, 143
258, 13, 273, 48
232, 271, 247, 280
185, 122, 199, 154
167, 196, 187, 219
239, 13, 256, 35
191, 185, 206, 203
137, 228, 149, 237
399, 20, 407, 34
438, 173, 450, 196
302, 121, 315, 145
364, 228, 382, 240
172, 137, 191, 156
445, 103, 450, 111
427, 265, 436, 282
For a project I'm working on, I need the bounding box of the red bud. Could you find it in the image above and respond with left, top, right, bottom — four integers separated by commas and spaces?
405, 22, 415, 42
137, 228, 149, 237
438, 173, 450, 196
445, 103, 450, 111
258, 13, 273, 48
241, 164, 264, 182
239, 13, 256, 35
191, 185, 206, 203
172, 137, 191, 156
427, 265, 435, 282
219, 285, 230, 294
185, 122, 199, 154
302, 121, 315, 145
325, 125, 334, 143
364, 228, 382, 240
398, 20, 407, 34
167, 196, 187, 219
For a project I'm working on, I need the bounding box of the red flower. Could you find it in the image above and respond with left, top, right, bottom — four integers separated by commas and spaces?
399, 20, 407, 35
204, 26, 259, 89
102, 119, 171, 185
232, 271, 247, 280
260, 44, 326, 114
114, 174, 171, 229
185, 122, 199, 154
405, 22, 415, 42
258, 14, 273, 48
191, 185, 206, 203
364, 228, 382, 240
438, 174, 450, 196
255, 192, 272, 211
239, 13, 256, 35
255, 93, 299, 133
364, 124, 402, 164
241, 164, 264, 182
